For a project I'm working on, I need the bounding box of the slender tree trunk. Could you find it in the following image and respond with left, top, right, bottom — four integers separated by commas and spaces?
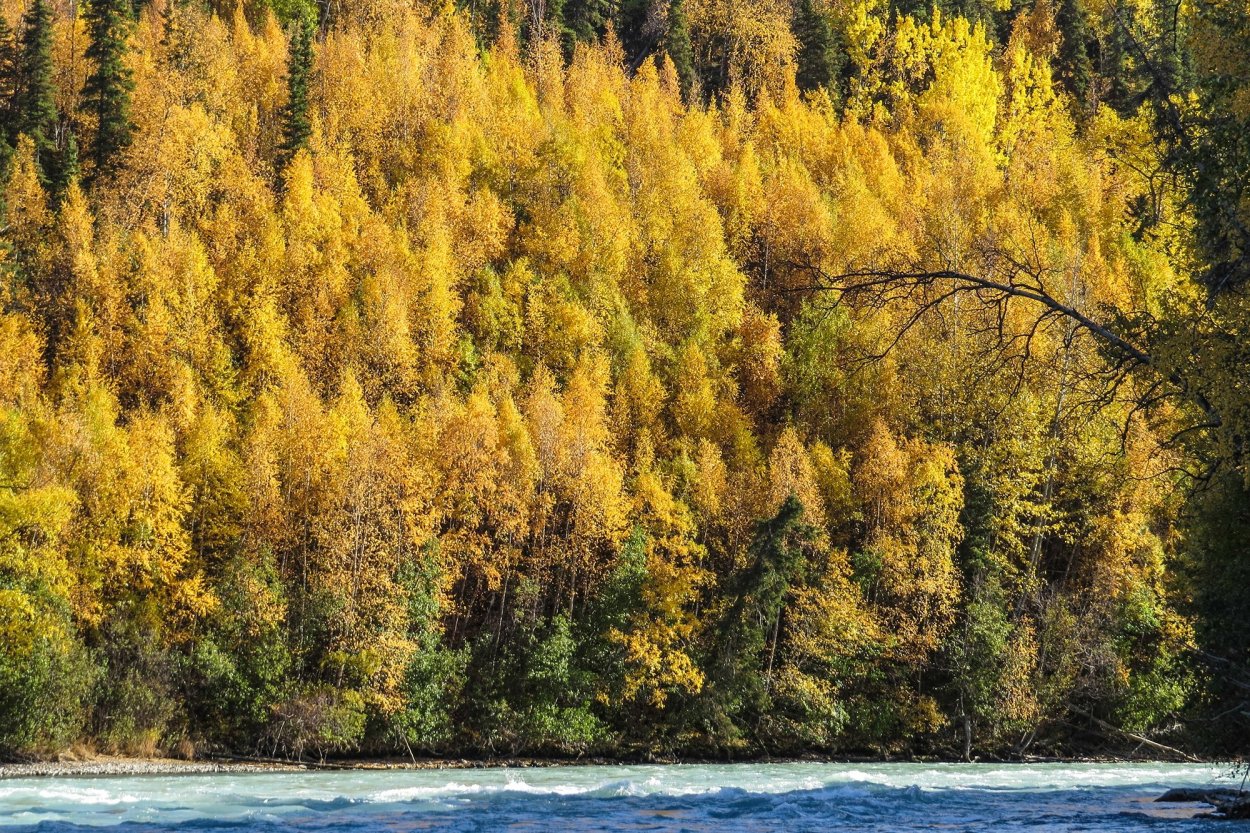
963, 713, 973, 762
765, 605, 783, 687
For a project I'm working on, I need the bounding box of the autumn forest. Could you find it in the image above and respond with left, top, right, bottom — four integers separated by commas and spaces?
0, 0, 1248, 763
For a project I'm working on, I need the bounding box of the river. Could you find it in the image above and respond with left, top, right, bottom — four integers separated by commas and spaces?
0, 761, 1238, 831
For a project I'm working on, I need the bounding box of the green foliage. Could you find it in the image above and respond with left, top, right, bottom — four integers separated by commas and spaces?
616, 0, 652, 65
389, 546, 467, 752
940, 578, 1038, 755
270, 687, 367, 761
703, 497, 813, 743
93, 622, 181, 754
0, 580, 96, 755
1054, 0, 1095, 108
267, 0, 319, 27
278, 17, 313, 175
664, 0, 696, 101
1176, 474, 1250, 748
391, 638, 467, 752
1178, 0, 1250, 290
12, 0, 57, 171
189, 553, 293, 745
565, 0, 616, 49
782, 302, 876, 446
82, 0, 135, 180
47, 130, 78, 204
794, 0, 842, 94
0, 18, 12, 130
517, 616, 604, 751
1112, 600, 1192, 735
1185, 476, 1250, 659
581, 528, 649, 705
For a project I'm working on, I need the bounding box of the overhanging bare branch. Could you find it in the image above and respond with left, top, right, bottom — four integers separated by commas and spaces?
787, 261, 1223, 429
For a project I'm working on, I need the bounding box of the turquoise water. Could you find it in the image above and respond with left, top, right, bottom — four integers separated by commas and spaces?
0, 762, 1239, 831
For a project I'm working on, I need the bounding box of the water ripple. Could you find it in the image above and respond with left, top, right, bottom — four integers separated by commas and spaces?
0, 762, 1236, 832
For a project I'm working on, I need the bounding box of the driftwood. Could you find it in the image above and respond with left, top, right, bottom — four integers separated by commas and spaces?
1068, 707, 1202, 763
205, 752, 351, 770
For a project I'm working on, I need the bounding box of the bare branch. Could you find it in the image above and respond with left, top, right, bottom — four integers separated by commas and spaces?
789, 261, 1223, 429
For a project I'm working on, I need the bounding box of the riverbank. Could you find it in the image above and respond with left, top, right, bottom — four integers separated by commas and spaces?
0, 750, 1219, 779
0, 756, 298, 778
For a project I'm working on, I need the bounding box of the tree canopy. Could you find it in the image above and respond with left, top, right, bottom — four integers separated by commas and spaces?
0, 0, 1245, 761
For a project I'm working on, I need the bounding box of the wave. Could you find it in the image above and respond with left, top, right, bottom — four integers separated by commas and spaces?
0, 762, 1228, 832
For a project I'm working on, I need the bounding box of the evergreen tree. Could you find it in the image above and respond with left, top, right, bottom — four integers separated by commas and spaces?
0, 15, 15, 119
14, 0, 56, 146
1054, 0, 1095, 110
564, 0, 615, 49
702, 497, 813, 737
546, 0, 568, 41
1182, 0, 1250, 291
793, 0, 839, 94
278, 16, 313, 175
82, 0, 135, 180
663, 0, 695, 101
616, 0, 649, 60
49, 129, 79, 203
547, 0, 593, 59
0, 15, 16, 172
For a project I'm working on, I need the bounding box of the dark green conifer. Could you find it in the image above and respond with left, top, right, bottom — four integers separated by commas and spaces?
794, 0, 839, 94
664, 0, 695, 101
563, 0, 615, 53
49, 128, 78, 204
543, 0, 568, 48
704, 497, 813, 730
14, 0, 57, 169
1055, 0, 1095, 111
0, 16, 15, 119
82, 0, 135, 181
0, 14, 16, 173
616, 0, 649, 60
278, 16, 313, 175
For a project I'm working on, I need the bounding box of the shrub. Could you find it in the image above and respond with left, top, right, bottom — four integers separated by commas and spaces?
0, 583, 97, 756
269, 687, 366, 761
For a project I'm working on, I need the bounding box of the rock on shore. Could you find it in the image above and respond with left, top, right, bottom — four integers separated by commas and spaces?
1157, 787, 1250, 819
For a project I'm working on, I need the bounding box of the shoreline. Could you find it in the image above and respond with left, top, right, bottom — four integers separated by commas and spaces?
0, 752, 1217, 779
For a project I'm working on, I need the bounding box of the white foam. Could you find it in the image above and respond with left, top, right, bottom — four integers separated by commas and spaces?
0, 762, 1229, 829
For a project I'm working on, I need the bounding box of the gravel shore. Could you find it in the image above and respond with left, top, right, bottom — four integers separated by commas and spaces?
0, 752, 1205, 779
0, 755, 631, 778
0, 757, 303, 779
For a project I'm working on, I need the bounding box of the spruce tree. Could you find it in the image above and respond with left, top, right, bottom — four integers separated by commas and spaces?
616, 0, 649, 61
49, 129, 79, 203
794, 0, 839, 94
543, 0, 568, 48
82, 0, 135, 180
278, 16, 313, 175
1055, 0, 1095, 111
14, 0, 57, 158
0, 14, 17, 170
705, 497, 813, 730
664, 0, 695, 102
563, 0, 614, 53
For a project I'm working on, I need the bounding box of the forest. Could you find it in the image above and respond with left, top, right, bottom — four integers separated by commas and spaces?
0, 0, 1247, 763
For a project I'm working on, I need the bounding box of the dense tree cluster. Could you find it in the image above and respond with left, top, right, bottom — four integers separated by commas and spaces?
0, 0, 1243, 761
